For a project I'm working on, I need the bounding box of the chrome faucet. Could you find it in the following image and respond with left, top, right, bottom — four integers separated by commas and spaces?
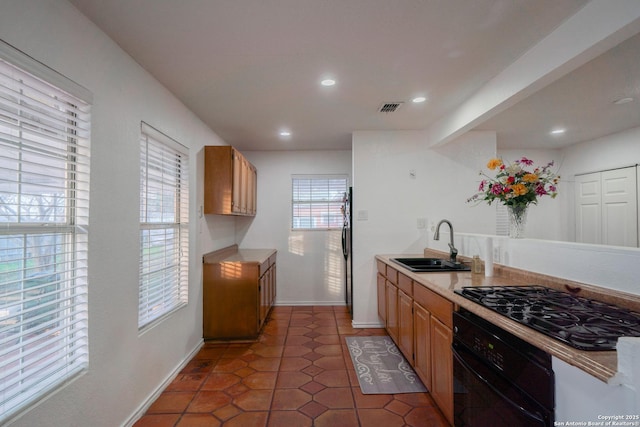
434, 219, 458, 263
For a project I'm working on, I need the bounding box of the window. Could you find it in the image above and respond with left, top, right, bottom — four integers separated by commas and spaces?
292, 175, 348, 230
139, 123, 189, 329
0, 41, 91, 422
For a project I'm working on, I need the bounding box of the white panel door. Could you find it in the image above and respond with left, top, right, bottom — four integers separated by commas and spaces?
575, 173, 601, 244
601, 167, 638, 247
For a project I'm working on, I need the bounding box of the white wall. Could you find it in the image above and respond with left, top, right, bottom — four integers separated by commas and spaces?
0, 1, 233, 425
351, 130, 496, 327
562, 126, 640, 175
241, 150, 352, 305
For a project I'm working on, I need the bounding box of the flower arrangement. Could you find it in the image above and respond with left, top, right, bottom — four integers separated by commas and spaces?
467, 157, 560, 207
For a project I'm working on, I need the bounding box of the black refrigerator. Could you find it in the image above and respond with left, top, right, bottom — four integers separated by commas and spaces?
341, 187, 353, 317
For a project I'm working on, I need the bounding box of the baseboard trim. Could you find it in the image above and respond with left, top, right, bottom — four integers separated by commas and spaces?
273, 301, 346, 306
124, 338, 204, 427
351, 321, 385, 328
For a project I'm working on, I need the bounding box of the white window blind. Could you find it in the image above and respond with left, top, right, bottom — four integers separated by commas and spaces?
0, 45, 91, 422
292, 175, 347, 230
139, 123, 189, 329
496, 204, 509, 236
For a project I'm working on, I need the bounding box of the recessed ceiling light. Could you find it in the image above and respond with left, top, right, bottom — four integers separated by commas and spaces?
613, 97, 634, 105
320, 78, 336, 87
279, 130, 291, 137
412, 96, 427, 103
550, 128, 566, 135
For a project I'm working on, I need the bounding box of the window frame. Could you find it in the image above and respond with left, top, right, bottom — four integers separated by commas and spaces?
0, 39, 91, 423
291, 174, 348, 230
138, 122, 189, 330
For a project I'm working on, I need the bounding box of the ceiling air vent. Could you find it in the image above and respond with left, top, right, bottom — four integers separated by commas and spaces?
379, 102, 404, 113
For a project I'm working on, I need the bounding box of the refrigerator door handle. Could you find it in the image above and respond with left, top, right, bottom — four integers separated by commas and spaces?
341, 226, 348, 259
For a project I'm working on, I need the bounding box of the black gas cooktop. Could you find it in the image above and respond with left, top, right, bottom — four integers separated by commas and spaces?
455, 286, 640, 351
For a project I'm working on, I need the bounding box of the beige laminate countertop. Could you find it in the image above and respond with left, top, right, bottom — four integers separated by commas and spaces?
375, 252, 640, 384
203, 245, 276, 264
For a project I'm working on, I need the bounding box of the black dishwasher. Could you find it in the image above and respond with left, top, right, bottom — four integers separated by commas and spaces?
452, 309, 555, 427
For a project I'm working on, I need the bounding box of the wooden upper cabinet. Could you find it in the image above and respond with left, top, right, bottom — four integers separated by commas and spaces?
204, 146, 257, 216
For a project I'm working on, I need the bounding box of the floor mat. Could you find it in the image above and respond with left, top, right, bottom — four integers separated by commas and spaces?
345, 336, 427, 394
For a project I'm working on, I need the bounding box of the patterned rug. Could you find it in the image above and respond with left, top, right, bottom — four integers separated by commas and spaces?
345, 336, 427, 394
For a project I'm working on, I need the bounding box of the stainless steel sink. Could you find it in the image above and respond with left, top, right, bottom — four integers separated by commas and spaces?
391, 257, 470, 272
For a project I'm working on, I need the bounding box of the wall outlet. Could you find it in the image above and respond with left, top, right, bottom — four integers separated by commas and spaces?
417, 218, 426, 229
357, 210, 369, 221
493, 247, 501, 263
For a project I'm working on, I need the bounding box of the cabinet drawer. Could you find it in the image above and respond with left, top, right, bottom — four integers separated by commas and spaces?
397, 272, 413, 296
413, 285, 453, 328
386, 266, 398, 284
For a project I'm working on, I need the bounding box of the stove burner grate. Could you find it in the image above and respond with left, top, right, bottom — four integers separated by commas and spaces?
455, 286, 640, 351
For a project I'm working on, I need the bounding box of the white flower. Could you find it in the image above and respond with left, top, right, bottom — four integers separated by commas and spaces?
505, 164, 522, 175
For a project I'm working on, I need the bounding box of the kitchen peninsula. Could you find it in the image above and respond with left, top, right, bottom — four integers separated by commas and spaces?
376, 250, 640, 424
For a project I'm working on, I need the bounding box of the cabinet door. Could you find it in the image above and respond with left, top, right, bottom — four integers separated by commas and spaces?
246, 163, 256, 215
377, 273, 387, 322
241, 157, 251, 214
431, 316, 453, 425
260, 262, 276, 324
386, 281, 398, 342
413, 302, 431, 390
398, 290, 413, 361
270, 263, 276, 304
259, 272, 267, 326
232, 150, 243, 214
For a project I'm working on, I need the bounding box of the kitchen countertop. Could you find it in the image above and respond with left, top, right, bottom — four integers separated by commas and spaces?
376, 251, 640, 384
203, 245, 276, 264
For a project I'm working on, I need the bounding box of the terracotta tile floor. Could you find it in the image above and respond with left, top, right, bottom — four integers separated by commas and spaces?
134, 306, 449, 427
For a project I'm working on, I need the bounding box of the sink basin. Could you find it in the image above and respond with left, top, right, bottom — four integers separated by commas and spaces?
391, 257, 470, 272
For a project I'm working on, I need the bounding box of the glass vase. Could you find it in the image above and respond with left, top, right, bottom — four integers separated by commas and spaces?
507, 204, 528, 238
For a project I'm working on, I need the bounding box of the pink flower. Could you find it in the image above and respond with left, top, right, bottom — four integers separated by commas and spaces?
535, 185, 548, 196
478, 180, 486, 191
491, 183, 504, 195
519, 157, 534, 166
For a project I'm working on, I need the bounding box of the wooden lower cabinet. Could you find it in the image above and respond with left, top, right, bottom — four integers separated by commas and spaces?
376, 260, 454, 425
203, 247, 276, 340
413, 302, 432, 390
377, 273, 387, 322
430, 316, 454, 424
386, 281, 398, 342
259, 255, 276, 326
398, 290, 414, 360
